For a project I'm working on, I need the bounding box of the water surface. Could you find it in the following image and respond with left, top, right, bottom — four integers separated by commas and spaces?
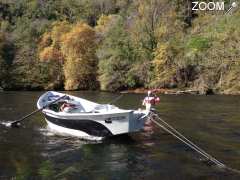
0, 91, 240, 179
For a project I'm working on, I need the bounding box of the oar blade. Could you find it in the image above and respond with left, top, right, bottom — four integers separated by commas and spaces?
0, 121, 15, 128
1, 94, 67, 128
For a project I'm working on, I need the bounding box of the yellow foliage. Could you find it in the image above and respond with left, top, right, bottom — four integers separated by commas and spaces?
63, 58, 80, 90
95, 14, 121, 35
61, 23, 98, 90
51, 21, 71, 47
39, 46, 63, 63
155, 26, 168, 40
61, 23, 96, 58
137, 0, 162, 18
152, 43, 174, 82
38, 32, 51, 50
38, 21, 98, 90
38, 21, 71, 62
153, 43, 170, 67
37, 21, 72, 89
96, 15, 112, 29
137, 1, 145, 17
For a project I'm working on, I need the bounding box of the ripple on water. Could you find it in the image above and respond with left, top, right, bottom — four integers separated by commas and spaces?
38, 127, 101, 158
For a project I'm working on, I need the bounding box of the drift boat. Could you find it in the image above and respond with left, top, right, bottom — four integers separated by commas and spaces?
37, 91, 153, 140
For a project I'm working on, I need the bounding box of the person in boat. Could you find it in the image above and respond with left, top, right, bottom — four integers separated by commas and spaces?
60, 101, 77, 112
142, 90, 160, 111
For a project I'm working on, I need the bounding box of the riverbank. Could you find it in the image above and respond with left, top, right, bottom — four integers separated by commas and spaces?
121, 88, 240, 95
121, 88, 201, 95
1, 86, 240, 95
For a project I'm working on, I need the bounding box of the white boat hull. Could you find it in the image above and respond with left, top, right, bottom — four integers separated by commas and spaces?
37, 91, 149, 140
46, 120, 104, 141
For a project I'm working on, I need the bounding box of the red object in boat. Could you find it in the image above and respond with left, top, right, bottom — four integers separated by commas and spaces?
143, 96, 160, 105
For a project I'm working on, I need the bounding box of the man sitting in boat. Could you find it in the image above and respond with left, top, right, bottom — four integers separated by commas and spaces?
60, 102, 77, 112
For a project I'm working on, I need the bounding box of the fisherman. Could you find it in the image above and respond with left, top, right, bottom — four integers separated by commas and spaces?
60, 101, 76, 112
142, 90, 160, 111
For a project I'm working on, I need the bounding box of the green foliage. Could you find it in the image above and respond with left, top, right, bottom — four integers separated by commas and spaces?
159, 12, 240, 93
38, 160, 55, 180
0, 0, 134, 90
0, 32, 15, 88
11, 46, 50, 90
130, 0, 163, 60
0, 55, 7, 87
98, 17, 142, 91
0, 0, 239, 94
186, 36, 211, 51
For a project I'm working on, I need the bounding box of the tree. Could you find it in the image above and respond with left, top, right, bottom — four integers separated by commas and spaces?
0, 32, 15, 89
61, 22, 99, 90
95, 14, 121, 39
38, 21, 99, 90
38, 21, 71, 89
97, 17, 141, 91
0, 55, 7, 87
129, 0, 164, 60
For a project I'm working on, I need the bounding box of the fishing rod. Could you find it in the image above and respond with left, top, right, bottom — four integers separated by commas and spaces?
109, 93, 124, 105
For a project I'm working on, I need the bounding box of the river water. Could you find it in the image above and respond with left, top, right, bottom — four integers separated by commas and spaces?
0, 91, 240, 179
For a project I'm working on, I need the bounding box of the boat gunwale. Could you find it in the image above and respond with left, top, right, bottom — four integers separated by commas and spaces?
38, 91, 138, 117
37, 91, 100, 109
42, 109, 134, 117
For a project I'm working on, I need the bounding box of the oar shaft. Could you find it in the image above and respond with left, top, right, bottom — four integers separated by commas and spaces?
14, 108, 43, 123
11, 95, 66, 126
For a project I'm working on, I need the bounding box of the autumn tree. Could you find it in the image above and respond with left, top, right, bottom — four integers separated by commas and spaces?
38, 21, 71, 89
61, 23, 99, 90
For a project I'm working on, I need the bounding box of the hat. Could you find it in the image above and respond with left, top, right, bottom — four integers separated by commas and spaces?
148, 91, 152, 96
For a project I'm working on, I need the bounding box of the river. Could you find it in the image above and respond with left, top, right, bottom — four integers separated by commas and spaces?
0, 91, 240, 179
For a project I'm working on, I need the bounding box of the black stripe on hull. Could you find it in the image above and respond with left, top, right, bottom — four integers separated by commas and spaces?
45, 114, 113, 137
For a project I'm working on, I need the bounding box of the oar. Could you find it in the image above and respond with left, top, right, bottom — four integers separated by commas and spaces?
5, 95, 67, 128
